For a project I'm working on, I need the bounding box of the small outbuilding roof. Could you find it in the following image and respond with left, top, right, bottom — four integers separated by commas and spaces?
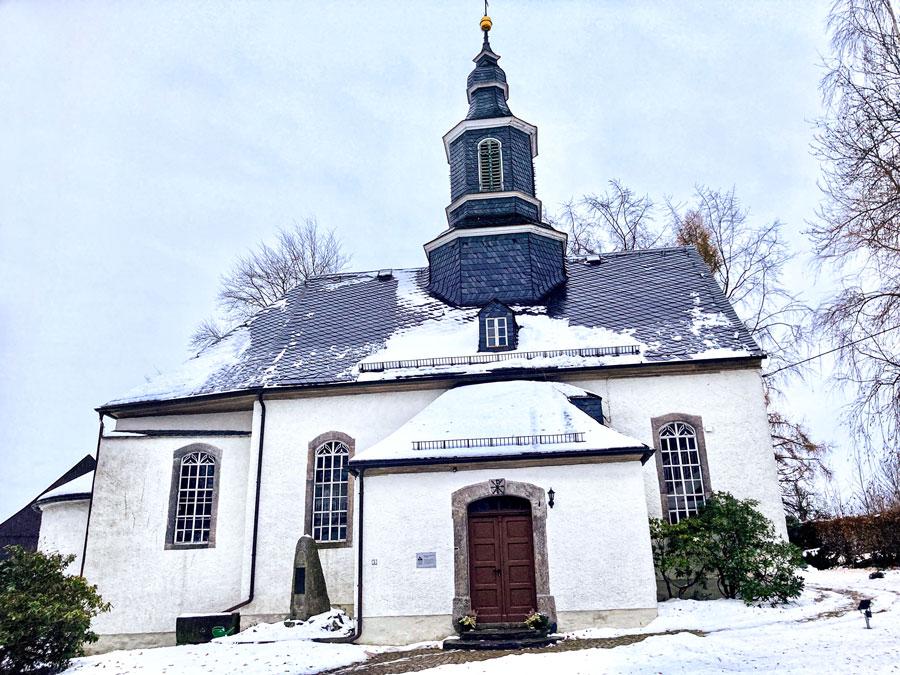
351, 380, 651, 468
34, 471, 94, 507
103, 247, 763, 411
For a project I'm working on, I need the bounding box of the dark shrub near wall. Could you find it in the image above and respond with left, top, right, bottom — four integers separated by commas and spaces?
651, 492, 805, 605
0, 546, 110, 675
791, 509, 900, 569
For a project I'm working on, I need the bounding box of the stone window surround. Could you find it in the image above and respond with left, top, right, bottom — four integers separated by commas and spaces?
305, 431, 355, 549
450, 480, 556, 626
651, 413, 712, 520
164, 443, 222, 550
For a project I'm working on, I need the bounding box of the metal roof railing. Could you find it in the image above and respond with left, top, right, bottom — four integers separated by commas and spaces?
412, 432, 585, 451
359, 344, 640, 373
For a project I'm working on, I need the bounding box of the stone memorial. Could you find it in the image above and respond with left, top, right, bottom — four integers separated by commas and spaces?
290, 534, 331, 620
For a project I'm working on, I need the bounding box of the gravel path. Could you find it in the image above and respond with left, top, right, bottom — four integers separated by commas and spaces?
322, 631, 704, 675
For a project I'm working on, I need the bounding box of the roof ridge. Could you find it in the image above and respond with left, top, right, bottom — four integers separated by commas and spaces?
566, 246, 693, 262
306, 265, 427, 282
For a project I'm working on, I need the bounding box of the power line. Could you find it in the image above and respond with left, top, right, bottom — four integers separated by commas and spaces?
762, 324, 900, 378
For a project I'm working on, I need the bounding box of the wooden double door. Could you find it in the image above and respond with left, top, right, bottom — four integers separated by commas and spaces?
467, 496, 537, 623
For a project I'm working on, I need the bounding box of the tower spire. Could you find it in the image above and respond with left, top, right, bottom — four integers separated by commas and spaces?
426, 7, 567, 306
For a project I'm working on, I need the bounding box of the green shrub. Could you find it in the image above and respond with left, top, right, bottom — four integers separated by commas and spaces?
650, 492, 805, 605
649, 515, 710, 599
0, 546, 111, 675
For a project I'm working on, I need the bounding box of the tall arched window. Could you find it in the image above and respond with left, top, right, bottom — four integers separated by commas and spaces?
478, 138, 503, 192
657, 420, 707, 523
312, 440, 350, 542
166, 445, 222, 549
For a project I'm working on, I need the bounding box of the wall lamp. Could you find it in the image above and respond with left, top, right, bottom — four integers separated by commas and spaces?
548, 488, 555, 508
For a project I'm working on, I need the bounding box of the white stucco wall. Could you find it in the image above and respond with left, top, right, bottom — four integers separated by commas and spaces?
84, 429, 252, 636
85, 362, 783, 642
245, 388, 446, 618
360, 461, 657, 641
37, 499, 90, 575
113, 411, 253, 432
569, 368, 786, 537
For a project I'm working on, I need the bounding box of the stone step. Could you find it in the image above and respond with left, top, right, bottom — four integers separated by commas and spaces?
458, 627, 546, 641
442, 635, 558, 651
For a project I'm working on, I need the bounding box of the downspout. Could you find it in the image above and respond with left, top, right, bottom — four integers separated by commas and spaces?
225, 392, 267, 613
78, 413, 104, 577
318, 467, 364, 643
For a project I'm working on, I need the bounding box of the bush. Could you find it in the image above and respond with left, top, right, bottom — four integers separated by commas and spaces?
650, 492, 805, 605
802, 509, 900, 569
0, 546, 111, 675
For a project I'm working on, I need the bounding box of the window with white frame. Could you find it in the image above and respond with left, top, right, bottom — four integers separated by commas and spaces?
478, 138, 502, 192
485, 316, 508, 348
313, 440, 350, 542
173, 451, 216, 545
658, 421, 706, 523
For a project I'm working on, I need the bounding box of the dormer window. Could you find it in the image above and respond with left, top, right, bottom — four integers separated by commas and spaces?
486, 317, 508, 348
478, 300, 517, 352
478, 138, 503, 192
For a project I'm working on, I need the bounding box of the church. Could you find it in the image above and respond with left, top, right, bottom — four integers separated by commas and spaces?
38, 14, 785, 650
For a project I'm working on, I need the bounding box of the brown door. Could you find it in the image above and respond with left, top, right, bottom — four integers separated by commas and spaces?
467, 496, 537, 623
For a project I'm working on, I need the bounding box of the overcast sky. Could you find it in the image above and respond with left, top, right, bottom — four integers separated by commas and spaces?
1, 0, 852, 519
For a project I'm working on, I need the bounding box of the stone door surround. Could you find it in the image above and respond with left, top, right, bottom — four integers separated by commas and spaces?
451, 480, 556, 626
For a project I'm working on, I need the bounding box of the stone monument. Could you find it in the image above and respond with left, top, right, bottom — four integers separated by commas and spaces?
290, 534, 331, 620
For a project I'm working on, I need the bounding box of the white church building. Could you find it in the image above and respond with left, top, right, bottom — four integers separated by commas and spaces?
39, 17, 785, 650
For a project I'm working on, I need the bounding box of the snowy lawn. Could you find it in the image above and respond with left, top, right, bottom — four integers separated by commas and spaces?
61, 610, 371, 675
62, 568, 899, 674
416, 567, 900, 674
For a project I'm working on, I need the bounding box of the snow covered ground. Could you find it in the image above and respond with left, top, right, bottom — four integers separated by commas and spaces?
62, 568, 898, 674
416, 568, 900, 674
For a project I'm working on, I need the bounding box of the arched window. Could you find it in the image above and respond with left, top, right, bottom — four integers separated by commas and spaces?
478, 138, 503, 192
657, 420, 707, 523
312, 440, 350, 542
166, 445, 221, 549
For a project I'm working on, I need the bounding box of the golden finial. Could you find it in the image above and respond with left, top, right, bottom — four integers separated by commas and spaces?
481, 0, 492, 32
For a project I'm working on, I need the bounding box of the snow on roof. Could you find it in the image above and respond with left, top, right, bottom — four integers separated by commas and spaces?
103, 247, 764, 409
110, 325, 254, 405
351, 380, 648, 465
36, 471, 93, 503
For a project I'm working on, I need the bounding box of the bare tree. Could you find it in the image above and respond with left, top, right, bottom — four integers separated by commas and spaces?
670, 187, 828, 518
555, 180, 668, 255
769, 408, 832, 521
191, 217, 350, 349
810, 0, 900, 452
671, 187, 807, 371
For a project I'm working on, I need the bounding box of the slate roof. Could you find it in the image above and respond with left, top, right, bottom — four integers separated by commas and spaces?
466, 37, 512, 120
104, 247, 763, 410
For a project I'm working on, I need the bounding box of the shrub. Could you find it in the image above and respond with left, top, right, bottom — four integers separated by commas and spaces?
803, 509, 900, 569
0, 546, 111, 675
649, 516, 710, 599
650, 492, 805, 605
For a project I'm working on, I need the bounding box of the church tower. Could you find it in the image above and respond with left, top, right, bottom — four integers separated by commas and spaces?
426, 13, 567, 306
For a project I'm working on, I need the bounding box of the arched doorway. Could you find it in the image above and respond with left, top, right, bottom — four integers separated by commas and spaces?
467, 496, 537, 623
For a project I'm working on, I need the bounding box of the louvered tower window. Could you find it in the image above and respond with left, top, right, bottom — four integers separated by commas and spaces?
478, 138, 503, 192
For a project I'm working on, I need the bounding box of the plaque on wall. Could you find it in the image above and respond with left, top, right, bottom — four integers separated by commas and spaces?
416, 552, 437, 568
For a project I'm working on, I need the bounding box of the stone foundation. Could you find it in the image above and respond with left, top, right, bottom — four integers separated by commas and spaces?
555, 607, 658, 632
358, 614, 453, 645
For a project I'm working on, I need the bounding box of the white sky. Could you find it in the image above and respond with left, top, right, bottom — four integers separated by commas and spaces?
0, 0, 853, 519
